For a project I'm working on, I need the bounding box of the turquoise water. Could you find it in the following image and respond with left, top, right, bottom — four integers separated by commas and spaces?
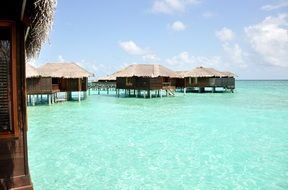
28, 81, 288, 190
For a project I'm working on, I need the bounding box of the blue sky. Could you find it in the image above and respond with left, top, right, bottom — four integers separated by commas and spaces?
33, 0, 288, 79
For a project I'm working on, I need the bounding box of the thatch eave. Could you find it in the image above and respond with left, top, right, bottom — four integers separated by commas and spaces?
37, 62, 93, 79
24, 0, 57, 59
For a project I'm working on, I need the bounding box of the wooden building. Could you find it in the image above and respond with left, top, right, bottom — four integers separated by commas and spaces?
115, 64, 177, 98
179, 67, 236, 93
33, 62, 92, 102
91, 74, 117, 95
0, 0, 56, 189
26, 64, 58, 105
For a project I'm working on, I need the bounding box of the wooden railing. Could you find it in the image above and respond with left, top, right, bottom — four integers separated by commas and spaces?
162, 82, 171, 87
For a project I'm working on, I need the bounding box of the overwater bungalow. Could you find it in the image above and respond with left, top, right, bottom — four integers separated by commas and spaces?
182, 67, 236, 93
91, 72, 118, 94
26, 63, 59, 105
0, 0, 56, 189
36, 62, 93, 102
115, 64, 177, 98
170, 71, 187, 90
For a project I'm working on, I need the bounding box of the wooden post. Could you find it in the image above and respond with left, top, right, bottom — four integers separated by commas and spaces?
32, 95, 35, 106
51, 94, 54, 104
184, 87, 187, 95
149, 90, 152, 99
29, 95, 31, 106
78, 78, 81, 102
160, 89, 163, 98
48, 94, 51, 106
212, 87, 215, 93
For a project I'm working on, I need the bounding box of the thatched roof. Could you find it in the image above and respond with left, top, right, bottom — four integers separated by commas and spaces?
184, 67, 235, 78
25, 0, 57, 58
37, 62, 93, 78
221, 71, 237, 77
112, 64, 177, 78
98, 72, 118, 81
173, 71, 188, 78
26, 63, 40, 78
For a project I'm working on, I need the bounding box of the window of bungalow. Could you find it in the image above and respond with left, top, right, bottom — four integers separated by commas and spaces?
126, 77, 133, 86
0, 21, 19, 138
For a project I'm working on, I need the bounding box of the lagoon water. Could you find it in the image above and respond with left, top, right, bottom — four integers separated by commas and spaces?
28, 81, 288, 190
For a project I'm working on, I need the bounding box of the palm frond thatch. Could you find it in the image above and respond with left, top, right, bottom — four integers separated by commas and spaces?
111, 64, 177, 78
25, 0, 57, 58
37, 62, 93, 78
26, 63, 40, 78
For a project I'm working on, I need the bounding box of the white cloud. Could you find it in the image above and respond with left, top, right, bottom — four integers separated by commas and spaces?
222, 43, 247, 68
142, 54, 159, 62
166, 51, 222, 67
119, 40, 159, 62
261, 1, 288, 11
215, 27, 247, 67
245, 14, 288, 67
119, 41, 147, 55
215, 27, 235, 42
152, 0, 200, 14
170, 21, 187, 31
58, 55, 65, 62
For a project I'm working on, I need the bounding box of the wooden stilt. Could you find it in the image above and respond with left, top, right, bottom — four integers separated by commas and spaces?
67, 91, 72, 101
78, 78, 82, 102
32, 95, 35, 106
48, 94, 51, 106
29, 95, 32, 106
51, 94, 54, 104
184, 87, 187, 95
78, 91, 81, 102
212, 87, 215, 93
